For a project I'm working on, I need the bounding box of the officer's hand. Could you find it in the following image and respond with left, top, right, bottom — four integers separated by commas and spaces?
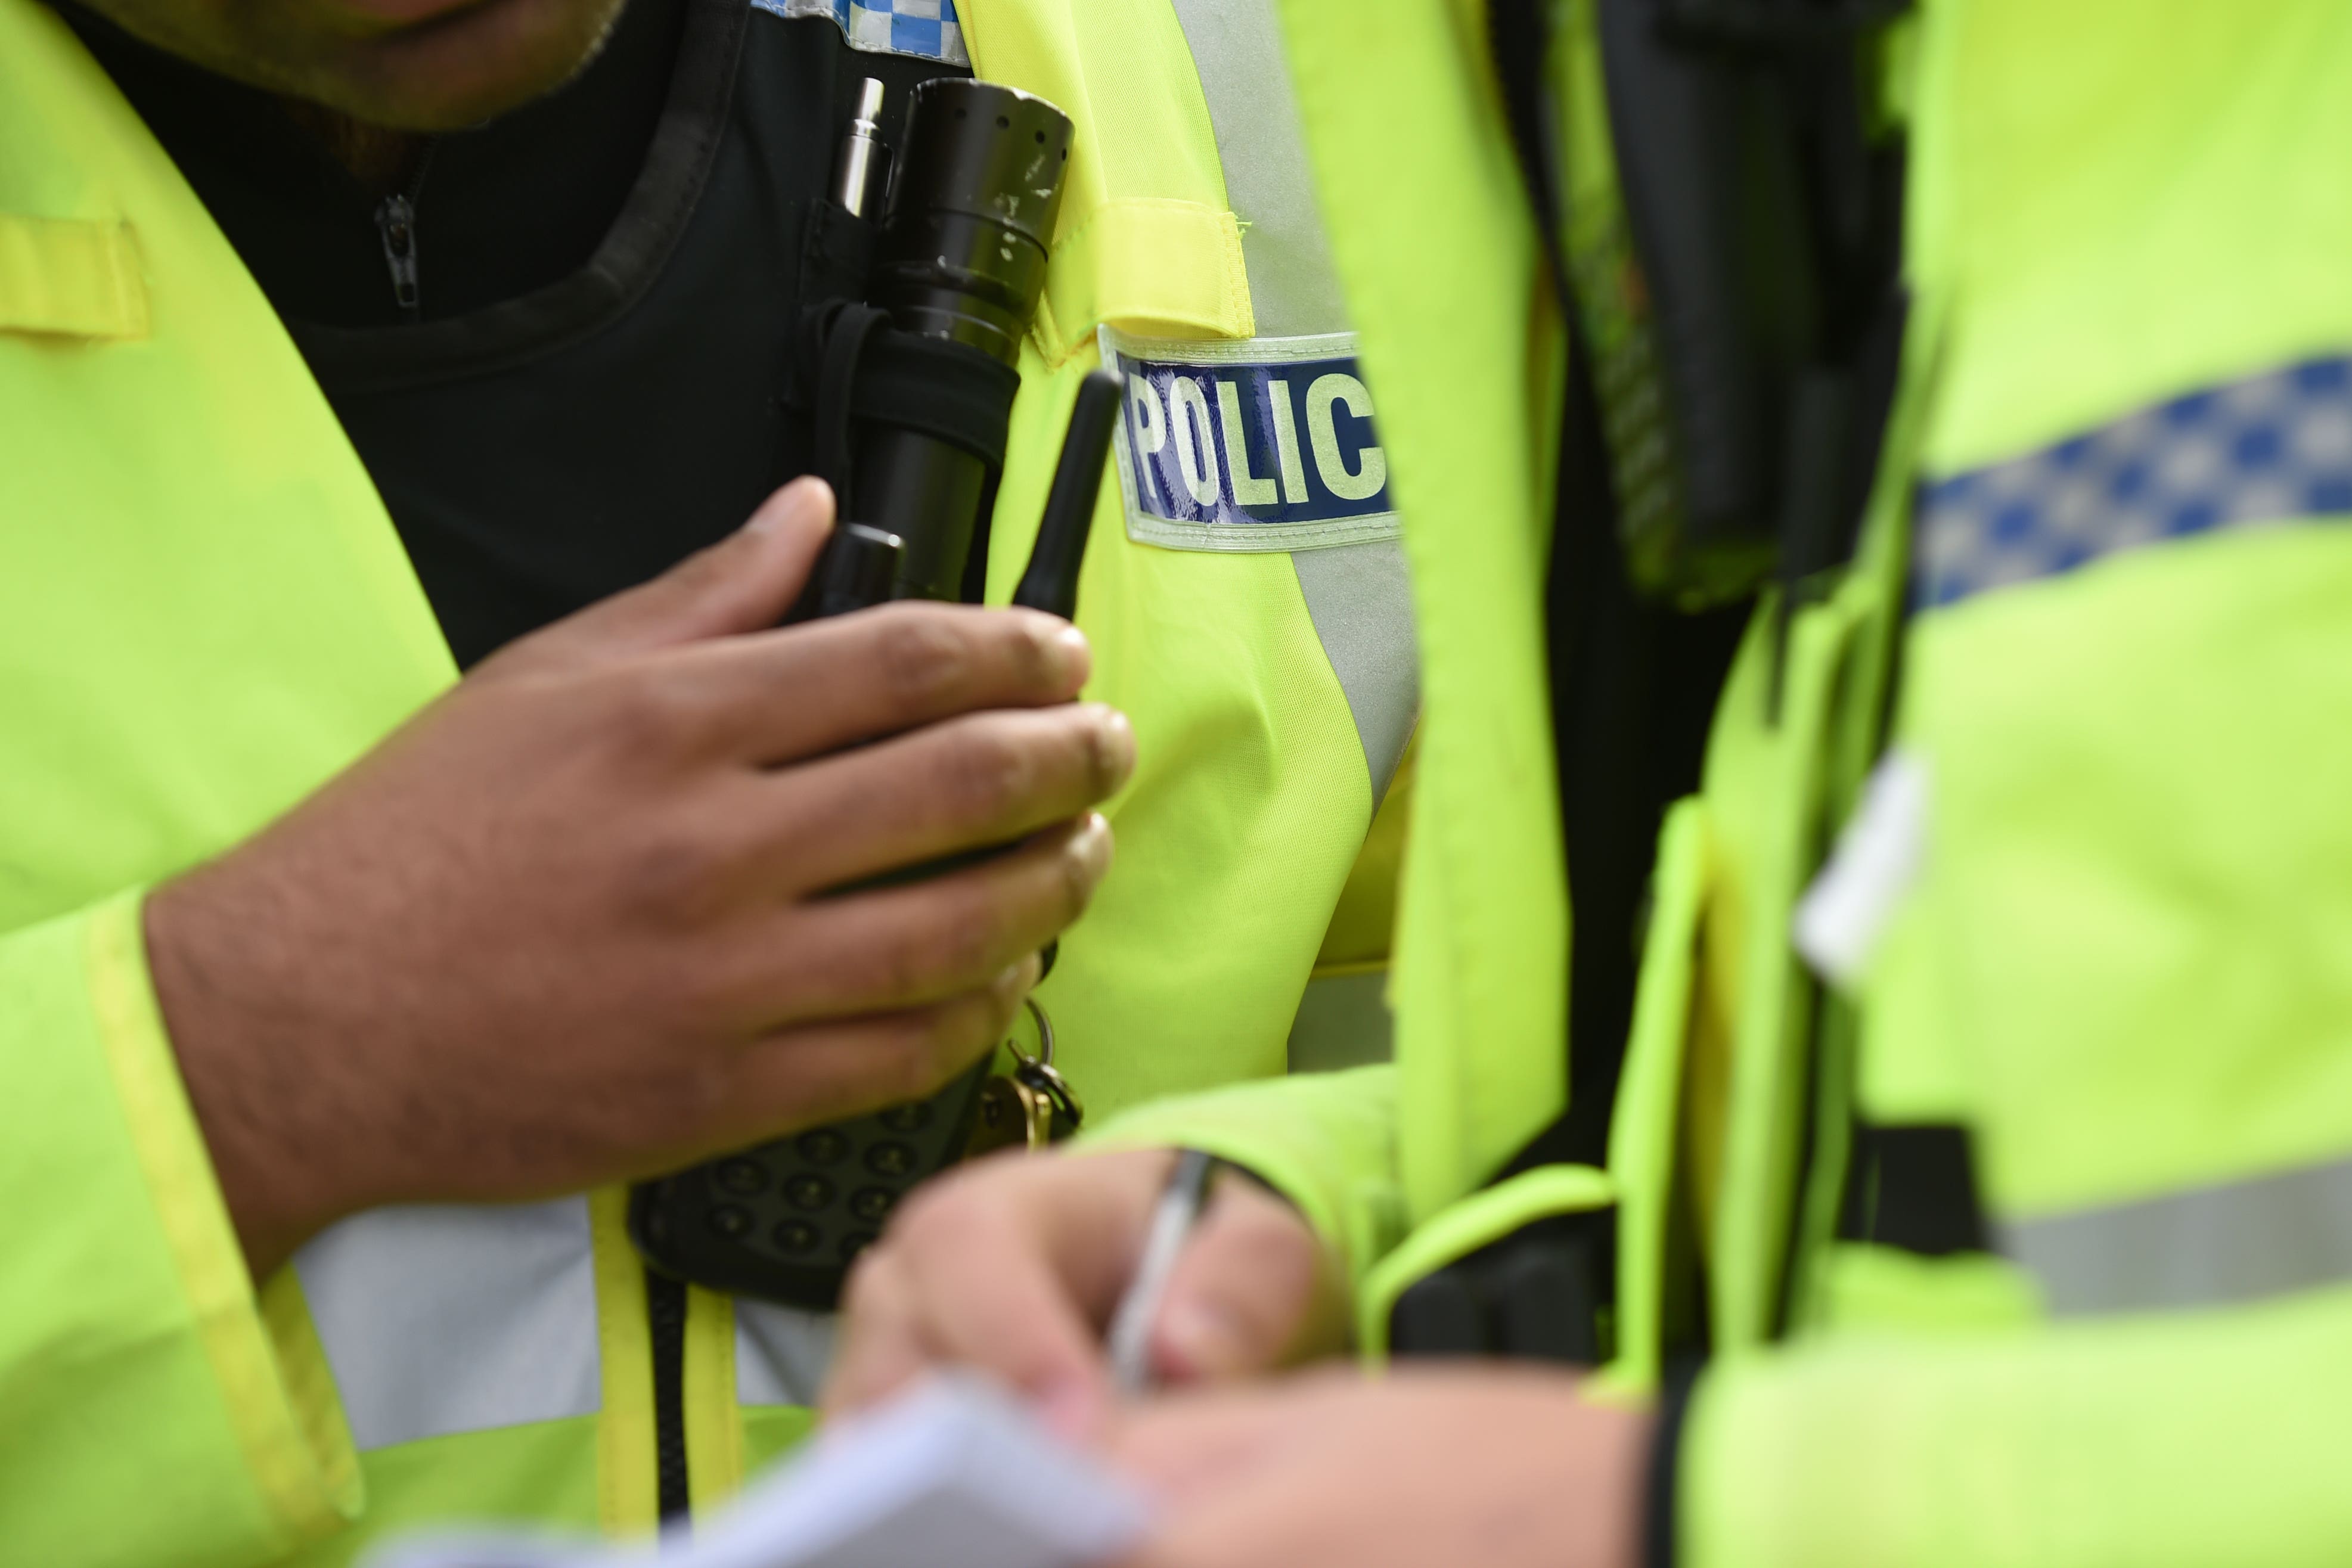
825, 1147, 1346, 1438
1104, 1367, 1650, 1568
147, 478, 1134, 1278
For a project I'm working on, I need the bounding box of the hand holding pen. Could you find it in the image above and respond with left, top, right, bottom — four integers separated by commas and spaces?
824, 1144, 1349, 1436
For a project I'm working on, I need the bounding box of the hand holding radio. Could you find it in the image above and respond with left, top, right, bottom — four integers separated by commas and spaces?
149, 477, 1132, 1279
625, 76, 1120, 1309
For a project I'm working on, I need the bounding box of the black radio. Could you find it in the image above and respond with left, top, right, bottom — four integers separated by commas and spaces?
629, 359, 1125, 1308
629, 73, 1100, 1311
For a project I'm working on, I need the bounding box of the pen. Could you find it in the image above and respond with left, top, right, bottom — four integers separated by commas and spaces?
1104, 1148, 1220, 1396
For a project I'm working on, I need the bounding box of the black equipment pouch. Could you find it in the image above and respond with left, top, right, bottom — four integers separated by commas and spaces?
1583, 0, 1910, 610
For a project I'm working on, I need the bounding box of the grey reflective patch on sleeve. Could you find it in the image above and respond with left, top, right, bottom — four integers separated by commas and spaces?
1163, 0, 1346, 339
1292, 538, 1419, 802
2000, 1150, 2352, 1317
295, 1198, 601, 1449
1287, 970, 1395, 1074
735, 1297, 840, 1408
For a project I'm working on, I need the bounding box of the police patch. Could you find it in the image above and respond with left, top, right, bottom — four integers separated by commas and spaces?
755, 0, 969, 66
1100, 326, 1400, 554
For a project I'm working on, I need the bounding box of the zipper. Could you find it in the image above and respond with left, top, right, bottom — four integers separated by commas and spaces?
646, 1268, 693, 1526
373, 194, 421, 319
370, 144, 435, 322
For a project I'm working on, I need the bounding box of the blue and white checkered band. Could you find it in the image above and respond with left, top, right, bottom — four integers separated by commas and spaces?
1916, 355, 2352, 610
1100, 327, 1401, 554
753, 0, 967, 66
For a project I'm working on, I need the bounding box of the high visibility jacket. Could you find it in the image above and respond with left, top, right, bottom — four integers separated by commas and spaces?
0, 0, 1414, 1559
1111, 1, 2352, 1563
1087, 0, 1571, 1279
1659, 4, 2352, 1562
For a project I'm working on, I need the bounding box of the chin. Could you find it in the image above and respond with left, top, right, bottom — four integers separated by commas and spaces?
311, 0, 629, 130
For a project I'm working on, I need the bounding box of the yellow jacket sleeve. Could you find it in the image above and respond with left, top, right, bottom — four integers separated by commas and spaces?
1084, 1065, 1408, 1284
1683, 1287, 2352, 1568
0, 892, 359, 1567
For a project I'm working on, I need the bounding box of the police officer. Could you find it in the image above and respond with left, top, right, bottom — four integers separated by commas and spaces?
1, 0, 1416, 1563
831, 2, 2352, 1566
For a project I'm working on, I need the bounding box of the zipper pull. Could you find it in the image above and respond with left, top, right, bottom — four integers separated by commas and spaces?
374, 193, 420, 318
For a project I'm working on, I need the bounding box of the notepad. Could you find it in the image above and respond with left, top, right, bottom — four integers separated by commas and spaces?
370, 1375, 1153, 1568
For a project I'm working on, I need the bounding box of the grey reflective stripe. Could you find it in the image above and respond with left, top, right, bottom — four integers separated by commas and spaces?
1165, 0, 1420, 798
1292, 539, 1419, 802
734, 1297, 839, 1408
2000, 1151, 2352, 1317
295, 1198, 601, 1449
1286, 969, 1394, 1074
1164, 0, 1347, 337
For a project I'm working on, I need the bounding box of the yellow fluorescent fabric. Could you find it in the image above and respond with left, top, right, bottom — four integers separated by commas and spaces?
0, 213, 147, 338
0, 0, 451, 1558
966, 0, 1381, 1127
1086, 1065, 1404, 1281
1885, 0, 2352, 1219
3, 0, 1400, 1554
1605, 800, 1710, 1390
587, 1190, 657, 1539
1276, 0, 1565, 1220
1314, 743, 1414, 971
1910, 2, 2352, 477
0, 897, 357, 1568
964, 0, 1253, 360
84, 896, 362, 1540
1680, 2, 2352, 1564
682, 1284, 744, 1510
1077, 0, 1568, 1275
1031, 198, 1252, 361
1687, 1282, 2352, 1568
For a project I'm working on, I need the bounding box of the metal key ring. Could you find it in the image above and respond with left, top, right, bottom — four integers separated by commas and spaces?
1011, 994, 1056, 1069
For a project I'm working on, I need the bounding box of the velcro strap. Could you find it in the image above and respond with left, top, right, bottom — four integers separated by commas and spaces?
844, 328, 1022, 470
0, 215, 148, 340
1032, 197, 1252, 364
815, 302, 889, 511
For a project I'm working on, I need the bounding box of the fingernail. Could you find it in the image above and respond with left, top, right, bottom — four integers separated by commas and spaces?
998, 951, 1043, 996
747, 476, 833, 535
1049, 623, 1091, 685
1090, 706, 1137, 785
1070, 813, 1114, 881
1159, 1300, 1248, 1378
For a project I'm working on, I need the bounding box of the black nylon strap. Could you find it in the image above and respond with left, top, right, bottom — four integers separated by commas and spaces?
1839, 1121, 1990, 1257
845, 331, 1020, 470
808, 302, 1021, 524
1642, 1360, 1704, 1568
814, 300, 888, 515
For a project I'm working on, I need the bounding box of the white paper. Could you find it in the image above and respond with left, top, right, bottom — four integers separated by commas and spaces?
369, 1375, 1152, 1568
1793, 748, 1931, 990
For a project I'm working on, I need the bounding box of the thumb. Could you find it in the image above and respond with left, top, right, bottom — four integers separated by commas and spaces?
499, 477, 836, 669
1149, 1175, 1342, 1385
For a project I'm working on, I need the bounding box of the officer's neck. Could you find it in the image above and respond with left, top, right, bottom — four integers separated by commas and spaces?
275, 100, 429, 194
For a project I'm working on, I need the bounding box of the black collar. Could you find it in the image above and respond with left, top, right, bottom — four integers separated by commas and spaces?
60, 0, 737, 394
